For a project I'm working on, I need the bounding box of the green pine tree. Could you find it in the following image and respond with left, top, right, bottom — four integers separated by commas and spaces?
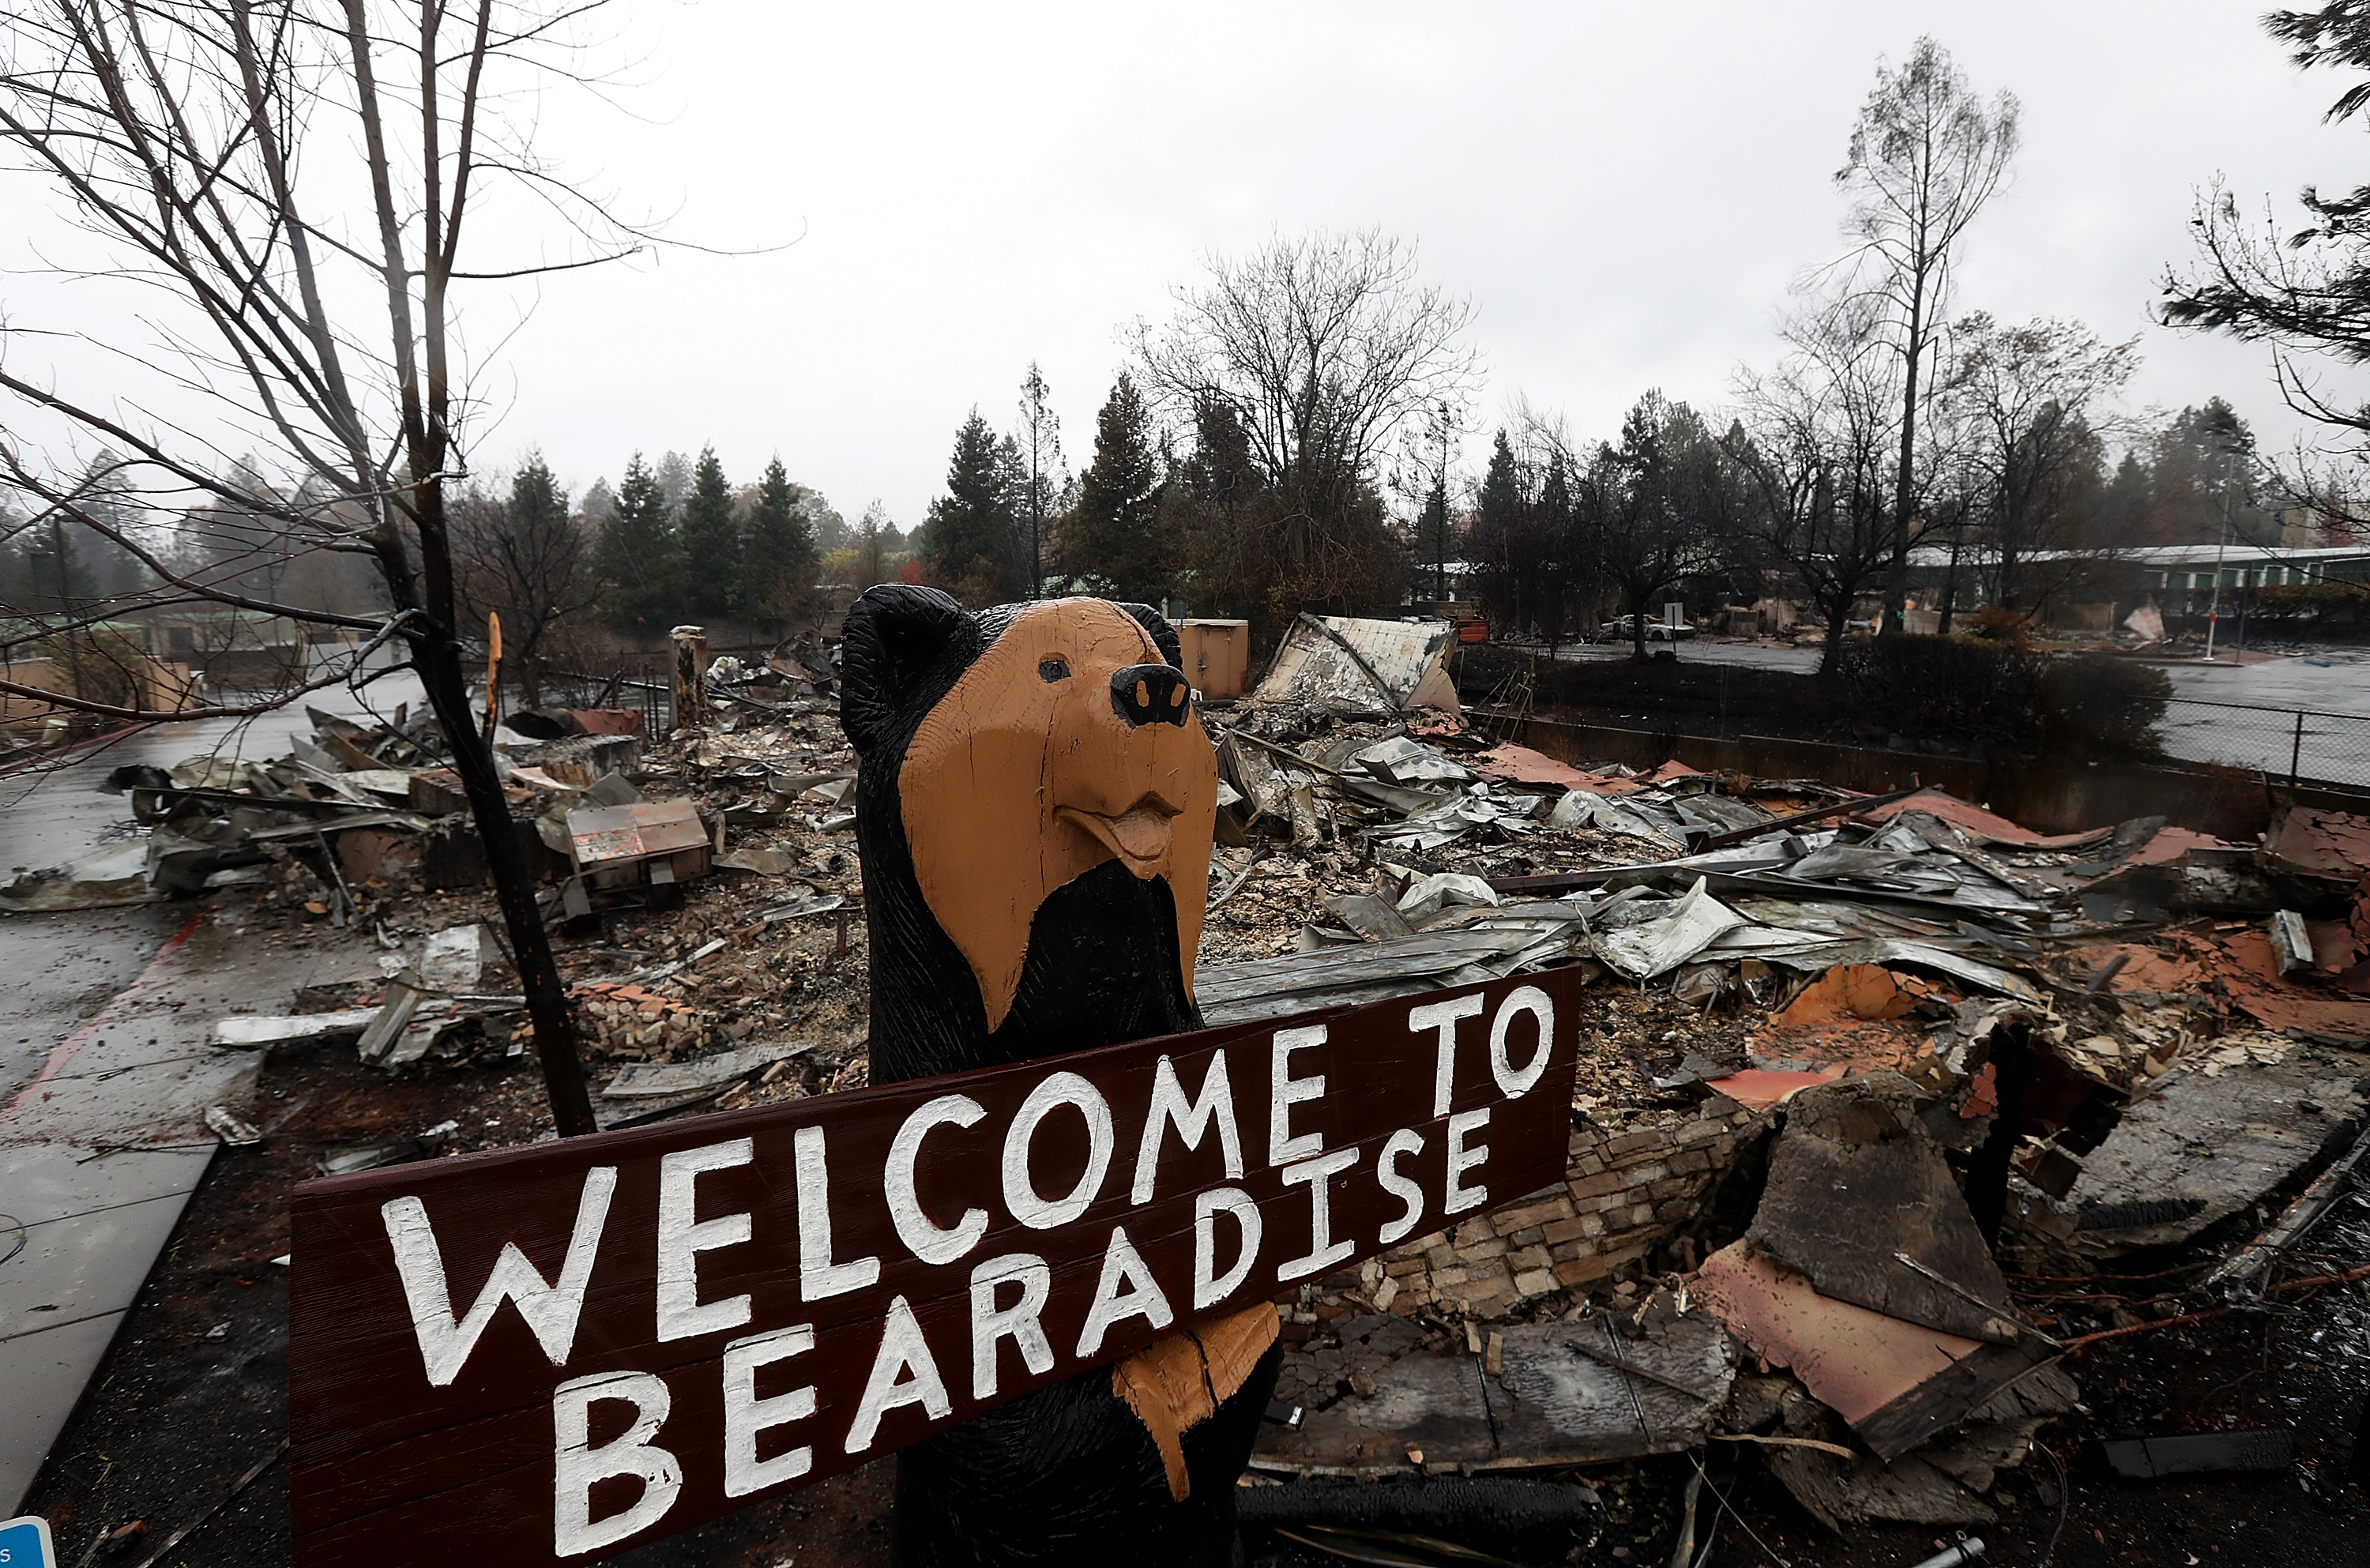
739, 456, 818, 623
1065, 372, 1173, 604
21, 517, 100, 610
923, 410, 1025, 604
676, 446, 739, 619
1477, 430, 1521, 534
510, 454, 567, 538
1416, 474, 1451, 603
595, 453, 683, 630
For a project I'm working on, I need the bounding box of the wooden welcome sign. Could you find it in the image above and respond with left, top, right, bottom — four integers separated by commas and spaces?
289, 967, 1583, 1566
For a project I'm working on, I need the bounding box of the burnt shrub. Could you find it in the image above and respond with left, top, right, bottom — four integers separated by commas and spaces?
2246, 581, 2370, 640
1838, 634, 2033, 745
1838, 635, 2165, 759
2037, 652, 2169, 759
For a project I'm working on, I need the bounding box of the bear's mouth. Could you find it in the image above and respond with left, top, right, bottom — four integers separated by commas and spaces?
1055, 801, 1177, 877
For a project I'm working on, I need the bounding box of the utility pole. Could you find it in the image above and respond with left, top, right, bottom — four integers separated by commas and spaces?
2203, 425, 2245, 663
2203, 496, 2230, 663
1434, 401, 1451, 605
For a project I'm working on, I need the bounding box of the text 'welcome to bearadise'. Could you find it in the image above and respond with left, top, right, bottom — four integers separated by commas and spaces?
288, 969, 1584, 1568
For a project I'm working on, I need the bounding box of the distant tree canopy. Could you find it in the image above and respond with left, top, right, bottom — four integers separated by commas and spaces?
6, 515, 101, 611
1063, 373, 1175, 605
1130, 229, 1477, 632
1934, 313, 2139, 611
452, 453, 600, 706
675, 446, 739, 620
595, 454, 679, 631
739, 457, 820, 622
585, 449, 834, 635
924, 410, 1028, 605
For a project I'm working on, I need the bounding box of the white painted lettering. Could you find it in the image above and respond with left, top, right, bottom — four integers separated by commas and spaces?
969, 1253, 1054, 1400
1275, 1148, 1360, 1283
1409, 993, 1485, 1118
1002, 1071, 1115, 1229
552, 1369, 681, 1555
1129, 1051, 1243, 1204
382, 1165, 615, 1388
721, 1324, 817, 1497
1375, 1128, 1426, 1244
1192, 1186, 1262, 1310
1075, 1224, 1175, 1357
886, 1094, 990, 1265
1267, 1025, 1327, 1166
845, 1295, 953, 1453
656, 1139, 754, 1342
1445, 1108, 1492, 1216
795, 1125, 882, 1300
1489, 985, 1554, 1100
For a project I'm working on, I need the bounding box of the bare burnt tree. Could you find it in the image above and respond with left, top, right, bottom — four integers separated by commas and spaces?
452, 457, 601, 709
0, 0, 664, 1137
1729, 294, 1912, 672
1014, 363, 1061, 601
2162, 6, 2370, 539
1525, 393, 1730, 662
1827, 36, 2019, 634
1133, 229, 1480, 624
1936, 314, 2138, 616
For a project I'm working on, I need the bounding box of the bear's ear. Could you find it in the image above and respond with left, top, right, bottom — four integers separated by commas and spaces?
840, 585, 974, 755
1113, 602, 1183, 671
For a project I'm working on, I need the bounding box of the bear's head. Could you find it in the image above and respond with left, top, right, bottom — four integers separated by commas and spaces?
840, 585, 1217, 1083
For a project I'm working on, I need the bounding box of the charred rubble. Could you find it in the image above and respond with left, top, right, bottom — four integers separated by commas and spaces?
21, 613, 2370, 1562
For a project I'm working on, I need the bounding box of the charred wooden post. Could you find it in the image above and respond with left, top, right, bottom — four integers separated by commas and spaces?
671, 624, 709, 735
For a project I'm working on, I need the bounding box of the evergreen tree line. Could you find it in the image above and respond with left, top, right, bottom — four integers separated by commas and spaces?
586, 448, 829, 631
0, 454, 385, 622
918, 365, 1406, 623
1457, 379, 2293, 668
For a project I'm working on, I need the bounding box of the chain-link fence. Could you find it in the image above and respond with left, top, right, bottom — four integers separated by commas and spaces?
2158, 697, 2370, 788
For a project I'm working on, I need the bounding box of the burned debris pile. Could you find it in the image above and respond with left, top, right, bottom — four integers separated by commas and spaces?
1172, 627, 2370, 1552
22, 611, 2370, 1559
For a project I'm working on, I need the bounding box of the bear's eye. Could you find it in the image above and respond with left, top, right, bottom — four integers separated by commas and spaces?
1038, 656, 1071, 683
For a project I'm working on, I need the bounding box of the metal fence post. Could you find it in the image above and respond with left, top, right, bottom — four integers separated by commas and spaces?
2292, 709, 2305, 788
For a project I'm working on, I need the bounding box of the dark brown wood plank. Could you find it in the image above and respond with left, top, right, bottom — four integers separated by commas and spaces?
292, 967, 1586, 1567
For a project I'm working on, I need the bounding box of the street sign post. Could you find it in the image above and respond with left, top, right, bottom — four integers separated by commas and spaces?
291, 966, 1584, 1566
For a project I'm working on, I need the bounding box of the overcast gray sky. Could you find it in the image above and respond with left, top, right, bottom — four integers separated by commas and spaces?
12, 2, 2364, 532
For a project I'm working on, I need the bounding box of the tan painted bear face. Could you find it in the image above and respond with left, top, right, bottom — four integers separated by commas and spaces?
897, 598, 1217, 1032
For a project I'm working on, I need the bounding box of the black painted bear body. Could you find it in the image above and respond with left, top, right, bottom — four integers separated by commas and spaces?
839, 585, 1280, 1567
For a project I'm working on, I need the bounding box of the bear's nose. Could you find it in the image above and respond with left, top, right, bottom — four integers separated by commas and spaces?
1109, 663, 1190, 728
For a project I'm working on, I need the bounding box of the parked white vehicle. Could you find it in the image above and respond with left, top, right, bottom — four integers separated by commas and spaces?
1600, 615, 1697, 641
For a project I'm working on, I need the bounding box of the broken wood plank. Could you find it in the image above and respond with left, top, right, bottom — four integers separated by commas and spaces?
1750, 1129, 2018, 1344
1253, 1318, 1732, 1476
211, 1008, 386, 1050
1852, 1338, 2059, 1465
601, 1042, 814, 1099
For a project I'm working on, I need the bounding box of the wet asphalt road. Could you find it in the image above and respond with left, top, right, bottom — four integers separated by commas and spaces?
0, 676, 425, 1101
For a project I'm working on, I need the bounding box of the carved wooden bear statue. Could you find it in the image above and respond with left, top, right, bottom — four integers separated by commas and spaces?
839, 585, 1282, 1567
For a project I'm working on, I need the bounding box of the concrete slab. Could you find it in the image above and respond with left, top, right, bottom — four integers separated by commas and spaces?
0, 1186, 206, 1343
0, 1311, 124, 1514
0, 1142, 214, 1230
0, 905, 348, 1512
3, 1053, 260, 1145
